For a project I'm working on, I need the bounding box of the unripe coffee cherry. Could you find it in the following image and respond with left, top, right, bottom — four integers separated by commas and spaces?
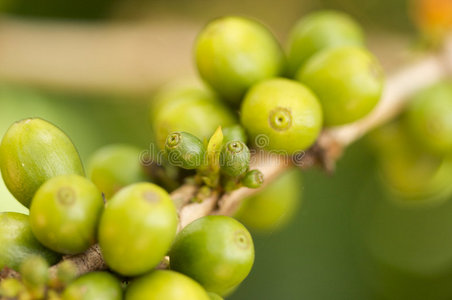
151, 82, 236, 150
165, 132, 206, 169
0, 212, 61, 271
169, 215, 254, 295
195, 16, 285, 104
240, 78, 322, 154
125, 270, 210, 300
220, 141, 250, 177
29, 175, 104, 254
98, 183, 177, 276
0, 118, 84, 207
297, 46, 383, 126
62, 272, 122, 300
88, 144, 148, 200
286, 10, 364, 76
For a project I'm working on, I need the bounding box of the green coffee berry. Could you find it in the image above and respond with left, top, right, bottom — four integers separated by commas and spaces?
61, 272, 122, 300
240, 78, 323, 154
0, 118, 85, 208
235, 169, 302, 233
286, 10, 364, 76
98, 183, 177, 276
220, 141, 250, 177
165, 132, 206, 169
169, 215, 254, 295
297, 46, 383, 126
151, 82, 236, 150
19, 255, 49, 287
195, 16, 285, 104
403, 81, 452, 155
88, 144, 148, 200
222, 124, 248, 144
0, 212, 61, 271
29, 175, 104, 254
125, 270, 210, 300
241, 170, 264, 189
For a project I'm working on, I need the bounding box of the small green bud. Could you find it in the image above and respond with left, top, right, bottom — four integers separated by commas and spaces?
19, 255, 49, 287
220, 141, 250, 177
241, 170, 264, 189
222, 125, 247, 144
0, 118, 85, 207
165, 132, 206, 169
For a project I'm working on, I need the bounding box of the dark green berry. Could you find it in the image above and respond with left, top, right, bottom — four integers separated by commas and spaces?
165, 132, 206, 169
220, 141, 250, 177
241, 170, 264, 189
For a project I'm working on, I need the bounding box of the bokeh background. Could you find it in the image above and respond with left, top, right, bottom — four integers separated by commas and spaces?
1, 0, 452, 299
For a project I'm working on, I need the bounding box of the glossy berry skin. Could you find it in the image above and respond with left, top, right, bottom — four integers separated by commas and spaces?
165, 132, 206, 169
195, 16, 285, 104
240, 78, 322, 154
0, 118, 84, 208
219, 141, 250, 177
62, 272, 122, 300
98, 183, 177, 276
235, 169, 301, 233
29, 175, 104, 255
169, 215, 254, 295
297, 46, 383, 126
88, 144, 148, 200
151, 82, 236, 150
0, 212, 60, 271
403, 81, 452, 155
286, 10, 364, 76
125, 270, 210, 300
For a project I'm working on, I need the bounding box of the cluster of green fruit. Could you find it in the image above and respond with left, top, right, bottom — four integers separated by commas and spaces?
0, 9, 384, 299
151, 10, 383, 161
0, 118, 253, 299
368, 81, 452, 205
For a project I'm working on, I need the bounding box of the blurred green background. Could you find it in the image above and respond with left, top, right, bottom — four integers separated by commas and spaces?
2, 0, 452, 299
